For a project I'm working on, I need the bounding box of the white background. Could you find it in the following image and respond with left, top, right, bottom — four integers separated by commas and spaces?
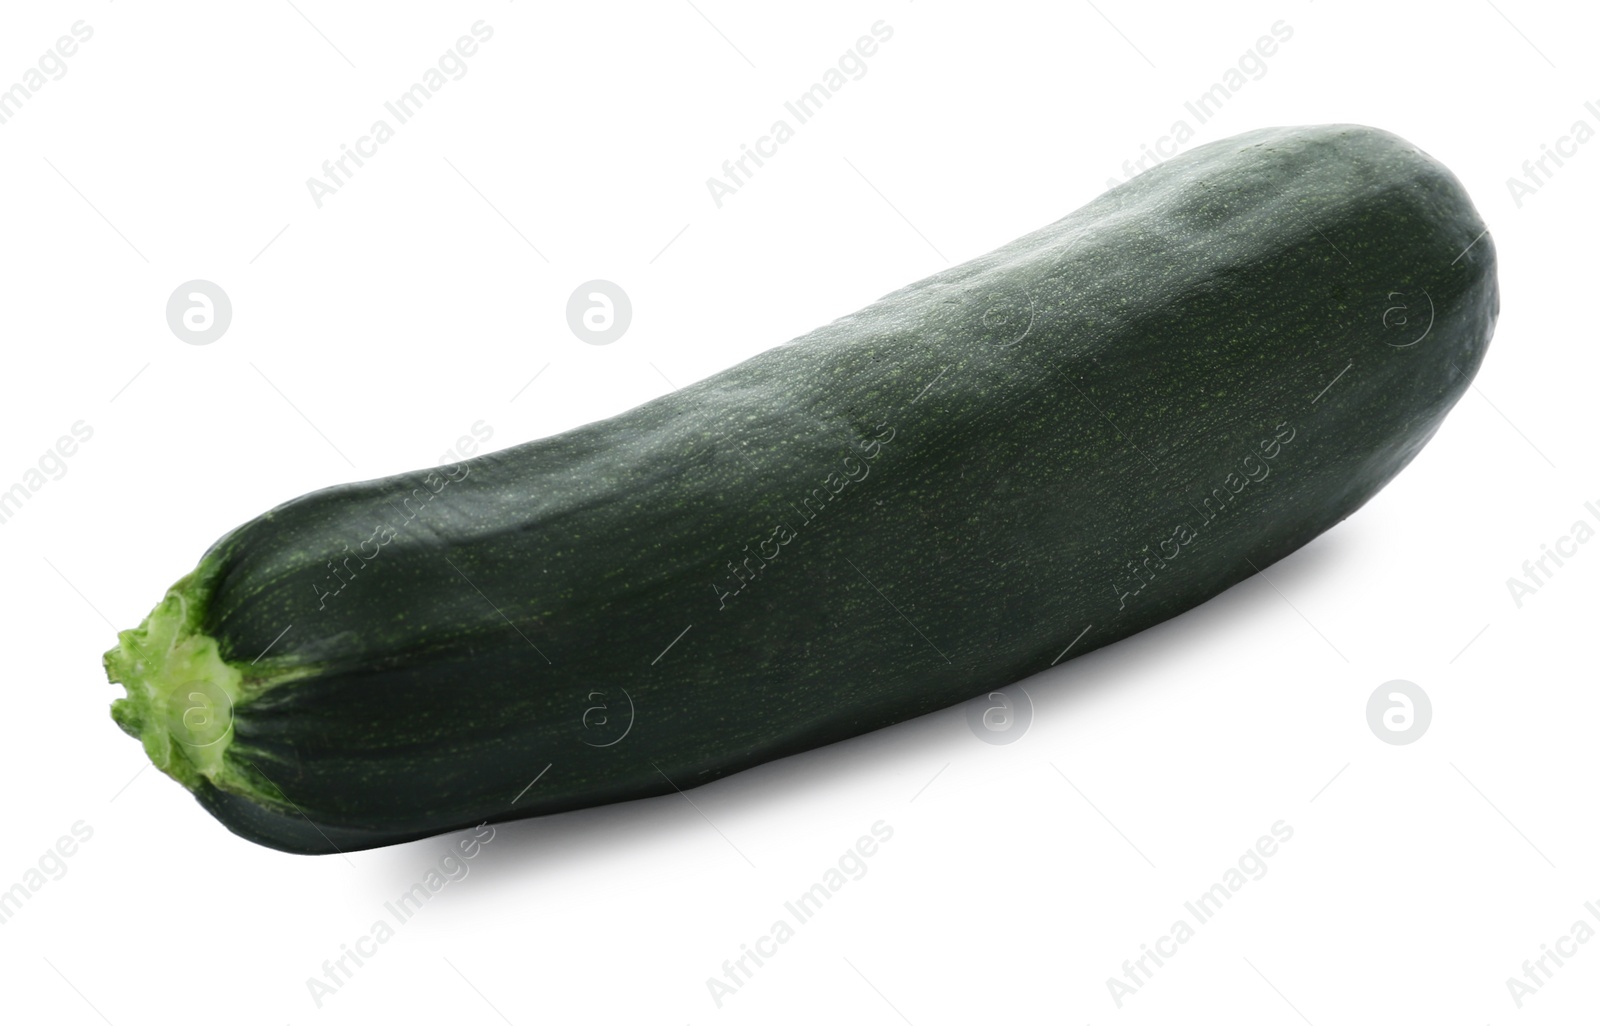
1, 1, 1594, 1022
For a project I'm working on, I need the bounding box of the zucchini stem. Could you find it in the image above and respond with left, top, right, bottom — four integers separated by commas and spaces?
104, 568, 243, 792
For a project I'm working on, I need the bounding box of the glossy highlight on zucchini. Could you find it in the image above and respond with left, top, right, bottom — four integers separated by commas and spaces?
105, 124, 1498, 854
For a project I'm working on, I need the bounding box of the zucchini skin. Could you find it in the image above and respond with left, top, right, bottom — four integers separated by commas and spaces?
113, 124, 1496, 854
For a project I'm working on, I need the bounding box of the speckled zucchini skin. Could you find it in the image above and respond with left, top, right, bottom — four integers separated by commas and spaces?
116, 124, 1497, 853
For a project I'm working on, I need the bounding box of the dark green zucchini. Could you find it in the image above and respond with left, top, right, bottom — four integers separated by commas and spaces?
105, 124, 1497, 854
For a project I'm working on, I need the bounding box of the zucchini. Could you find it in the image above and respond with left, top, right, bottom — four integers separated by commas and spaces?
105, 124, 1497, 854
